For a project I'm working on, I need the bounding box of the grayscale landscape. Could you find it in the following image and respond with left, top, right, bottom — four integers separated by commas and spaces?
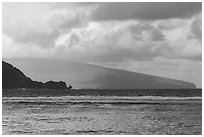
2, 2, 202, 135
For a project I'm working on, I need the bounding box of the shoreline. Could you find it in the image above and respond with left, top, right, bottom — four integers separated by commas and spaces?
3, 96, 202, 105
2, 89, 202, 97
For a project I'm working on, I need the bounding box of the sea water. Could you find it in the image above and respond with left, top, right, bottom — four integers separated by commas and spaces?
2, 89, 202, 135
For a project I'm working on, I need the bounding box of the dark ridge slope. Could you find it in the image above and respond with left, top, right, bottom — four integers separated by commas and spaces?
2, 61, 69, 89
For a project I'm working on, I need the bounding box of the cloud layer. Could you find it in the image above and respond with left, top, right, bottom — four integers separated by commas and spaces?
92, 2, 201, 21
2, 2, 202, 87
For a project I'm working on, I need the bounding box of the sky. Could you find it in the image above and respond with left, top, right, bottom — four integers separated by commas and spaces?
2, 2, 202, 88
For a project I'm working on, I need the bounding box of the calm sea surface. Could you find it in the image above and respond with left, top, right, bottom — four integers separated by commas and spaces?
2, 89, 202, 135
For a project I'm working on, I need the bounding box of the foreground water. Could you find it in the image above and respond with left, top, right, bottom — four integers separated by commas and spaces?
2, 95, 202, 135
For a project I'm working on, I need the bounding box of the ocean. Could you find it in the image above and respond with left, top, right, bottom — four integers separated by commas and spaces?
2, 89, 202, 135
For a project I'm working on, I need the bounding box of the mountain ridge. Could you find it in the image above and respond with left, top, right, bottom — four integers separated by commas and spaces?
2, 61, 70, 89
3, 58, 196, 89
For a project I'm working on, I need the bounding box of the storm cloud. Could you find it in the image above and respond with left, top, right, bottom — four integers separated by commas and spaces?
92, 2, 201, 21
191, 16, 202, 41
2, 2, 202, 87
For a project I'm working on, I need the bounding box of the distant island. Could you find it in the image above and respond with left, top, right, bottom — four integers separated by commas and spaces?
2, 60, 200, 98
3, 58, 197, 89
2, 61, 72, 89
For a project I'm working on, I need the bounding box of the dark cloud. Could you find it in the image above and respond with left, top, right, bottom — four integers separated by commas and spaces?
191, 16, 202, 41
129, 23, 165, 41
129, 23, 151, 40
151, 29, 165, 41
48, 13, 83, 30
130, 23, 152, 33
50, 2, 97, 9
77, 2, 98, 6
157, 21, 184, 30
92, 2, 201, 21
66, 33, 80, 48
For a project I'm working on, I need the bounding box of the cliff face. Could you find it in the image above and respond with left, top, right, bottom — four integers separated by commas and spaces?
3, 58, 196, 89
2, 61, 68, 89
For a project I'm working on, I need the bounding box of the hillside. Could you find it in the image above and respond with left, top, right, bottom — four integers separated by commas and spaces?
2, 61, 69, 89
3, 58, 196, 89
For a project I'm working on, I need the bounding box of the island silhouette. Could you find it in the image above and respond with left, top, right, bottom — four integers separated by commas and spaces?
3, 58, 196, 89
2, 61, 71, 89
2, 60, 200, 98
